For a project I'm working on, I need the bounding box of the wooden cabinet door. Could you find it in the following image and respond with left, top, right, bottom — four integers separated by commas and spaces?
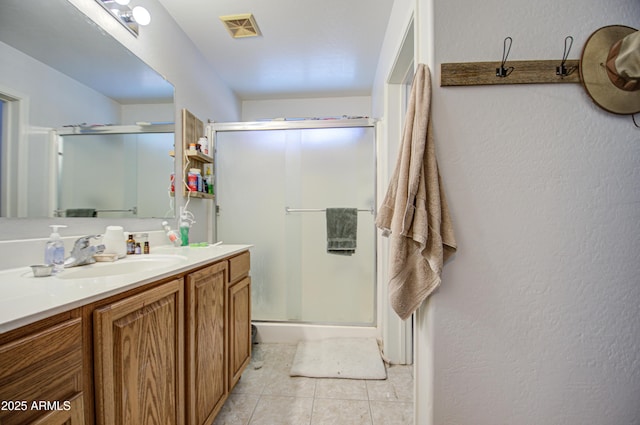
228, 276, 251, 389
185, 262, 228, 425
0, 317, 84, 425
93, 279, 184, 425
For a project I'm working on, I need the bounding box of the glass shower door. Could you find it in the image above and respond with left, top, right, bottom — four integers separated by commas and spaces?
216, 125, 375, 325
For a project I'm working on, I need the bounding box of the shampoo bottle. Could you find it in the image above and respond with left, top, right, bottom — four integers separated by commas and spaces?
44, 225, 67, 273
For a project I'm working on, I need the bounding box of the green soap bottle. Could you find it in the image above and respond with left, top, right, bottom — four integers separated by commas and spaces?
179, 214, 190, 246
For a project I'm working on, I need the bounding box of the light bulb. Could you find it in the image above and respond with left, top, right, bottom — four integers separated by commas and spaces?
132, 6, 151, 26
114, 0, 130, 5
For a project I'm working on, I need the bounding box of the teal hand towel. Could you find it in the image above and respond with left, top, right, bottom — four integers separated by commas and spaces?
66, 208, 97, 217
326, 208, 357, 255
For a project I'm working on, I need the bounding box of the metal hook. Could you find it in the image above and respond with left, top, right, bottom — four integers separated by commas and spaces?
556, 36, 576, 77
496, 37, 514, 77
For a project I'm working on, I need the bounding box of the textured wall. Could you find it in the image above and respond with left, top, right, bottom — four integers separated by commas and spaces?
430, 0, 640, 423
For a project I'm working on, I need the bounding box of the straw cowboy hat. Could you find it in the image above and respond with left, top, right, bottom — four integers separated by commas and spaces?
580, 25, 640, 115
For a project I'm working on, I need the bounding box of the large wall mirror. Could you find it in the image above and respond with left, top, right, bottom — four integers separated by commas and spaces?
0, 0, 175, 219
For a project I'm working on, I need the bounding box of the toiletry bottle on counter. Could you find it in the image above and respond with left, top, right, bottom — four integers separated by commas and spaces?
44, 225, 67, 273
126, 234, 136, 255
103, 225, 126, 258
180, 213, 190, 246
161, 221, 181, 246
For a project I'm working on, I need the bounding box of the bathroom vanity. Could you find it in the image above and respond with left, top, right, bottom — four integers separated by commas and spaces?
0, 245, 251, 425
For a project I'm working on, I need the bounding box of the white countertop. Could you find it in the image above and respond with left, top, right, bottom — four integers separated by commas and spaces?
0, 244, 252, 334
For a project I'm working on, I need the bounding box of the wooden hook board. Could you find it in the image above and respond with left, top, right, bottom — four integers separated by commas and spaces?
440, 59, 580, 86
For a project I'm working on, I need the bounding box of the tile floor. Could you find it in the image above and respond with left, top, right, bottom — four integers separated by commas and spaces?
213, 343, 414, 425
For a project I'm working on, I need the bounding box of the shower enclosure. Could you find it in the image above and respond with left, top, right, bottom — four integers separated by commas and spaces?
214, 120, 376, 326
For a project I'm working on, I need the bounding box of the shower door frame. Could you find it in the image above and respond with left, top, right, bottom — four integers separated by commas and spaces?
211, 118, 378, 327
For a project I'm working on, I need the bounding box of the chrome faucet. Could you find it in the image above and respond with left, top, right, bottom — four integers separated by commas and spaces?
64, 235, 105, 268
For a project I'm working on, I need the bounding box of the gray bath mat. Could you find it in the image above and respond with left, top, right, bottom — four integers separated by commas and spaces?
290, 337, 387, 380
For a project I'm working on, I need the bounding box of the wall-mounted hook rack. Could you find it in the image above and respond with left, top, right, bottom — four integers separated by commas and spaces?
441, 59, 581, 86
441, 36, 581, 86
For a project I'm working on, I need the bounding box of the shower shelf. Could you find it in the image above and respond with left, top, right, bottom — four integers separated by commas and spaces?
186, 151, 213, 162
181, 108, 215, 200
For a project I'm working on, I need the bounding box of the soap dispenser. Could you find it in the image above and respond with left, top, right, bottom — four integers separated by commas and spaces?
44, 225, 67, 273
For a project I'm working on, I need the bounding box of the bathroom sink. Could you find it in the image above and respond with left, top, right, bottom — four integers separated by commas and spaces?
57, 254, 188, 280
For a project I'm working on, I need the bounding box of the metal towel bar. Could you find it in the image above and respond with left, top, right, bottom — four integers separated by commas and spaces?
54, 207, 138, 217
285, 206, 374, 214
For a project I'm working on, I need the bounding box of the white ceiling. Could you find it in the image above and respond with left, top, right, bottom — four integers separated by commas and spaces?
156, 0, 395, 100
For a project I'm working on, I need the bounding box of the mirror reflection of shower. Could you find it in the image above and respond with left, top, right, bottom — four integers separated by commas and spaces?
55, 124, 175, 219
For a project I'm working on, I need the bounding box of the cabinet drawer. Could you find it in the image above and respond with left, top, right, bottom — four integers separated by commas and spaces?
228, 251, 250, 283
0, 318, 83, 425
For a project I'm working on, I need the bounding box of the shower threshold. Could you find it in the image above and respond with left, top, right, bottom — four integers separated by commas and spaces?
252, 321, 378, 344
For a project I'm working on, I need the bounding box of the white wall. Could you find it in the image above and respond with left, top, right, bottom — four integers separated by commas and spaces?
241, 96, 372, 121
375, 0, 640, 424
0, 42, 122, 127
0, 41, 123, 218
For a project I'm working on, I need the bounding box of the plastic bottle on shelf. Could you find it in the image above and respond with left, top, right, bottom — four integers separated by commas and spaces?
199, 137, 209, 156
194, 169, 203, 192
187, 169, 198, 192
205, 167, 214, 195
187, 168, 202, 192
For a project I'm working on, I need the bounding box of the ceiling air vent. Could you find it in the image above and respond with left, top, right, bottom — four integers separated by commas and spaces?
219, 14, 261, 38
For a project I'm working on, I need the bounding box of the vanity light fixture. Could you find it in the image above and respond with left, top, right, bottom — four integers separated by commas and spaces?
96, 0, 151, 37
